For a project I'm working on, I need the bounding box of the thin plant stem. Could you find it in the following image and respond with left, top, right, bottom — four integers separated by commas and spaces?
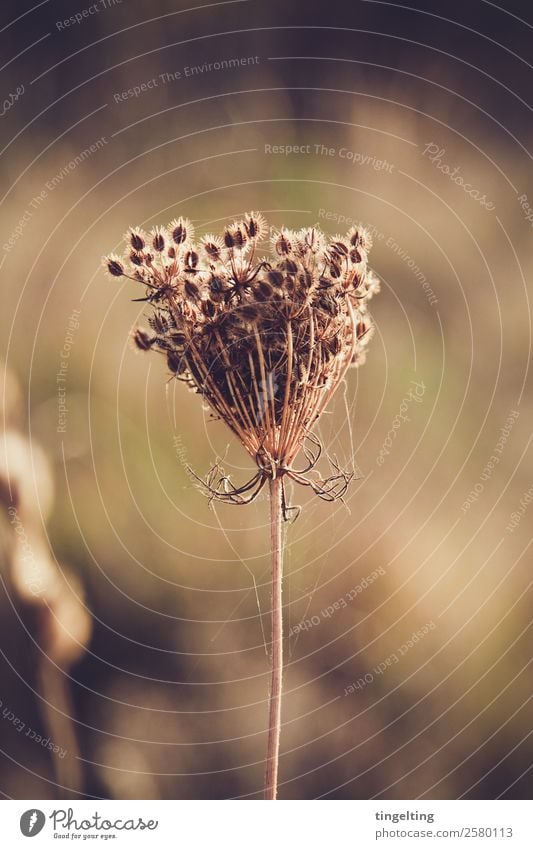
264, 474, 283, 800
106, 215, 380, 800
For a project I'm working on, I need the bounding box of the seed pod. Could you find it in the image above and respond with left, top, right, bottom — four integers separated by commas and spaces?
302, 226, 322, 252
356, 320, 371, 340
330, 240, 349, 257
202, 299, 216, 318
267, 270, 284, 287
254, 280, 274, 301
185, 250, 199, 269
149, 313, 170, 334
329, 261, 342, 279
244, 215, 262, 238
349, 247, 362, 264
184, 280, 200, 301
203, 240, 222, 261
233, 226, 247, 248
281, 259, 298, 275
283, 276, 296, 296
348, 269, 364, 291
291, 237, 307, 259
167, 351, 187, 374
153, 336, 172, 351
130, 251, 143, 266
170, 331, 188, 346
223, 229, 235, 249
152, 230, 166, 252
129, 231, 145, 251
209, 276, 226, 294
297, 270, 313, 289
318, 294, 338, 316
358, 228, 372, 250
105, 257, 124, 277
349, 227, 372, 251
275, 233, 292, 256
209, 291, 225, 306
171, 219, 188, 244
238, 304, 260, 322
133, 328, 154, 351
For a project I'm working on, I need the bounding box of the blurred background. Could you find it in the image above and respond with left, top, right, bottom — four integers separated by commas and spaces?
0, 0, 532, 800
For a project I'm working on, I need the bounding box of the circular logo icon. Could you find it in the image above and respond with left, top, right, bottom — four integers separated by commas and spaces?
20, 810, 46, 837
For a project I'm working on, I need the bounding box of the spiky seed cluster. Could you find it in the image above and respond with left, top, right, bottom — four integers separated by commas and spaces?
104, 213, 379, 506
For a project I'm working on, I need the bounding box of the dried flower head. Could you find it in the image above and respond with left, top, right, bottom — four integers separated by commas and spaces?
104, 215, 379, 516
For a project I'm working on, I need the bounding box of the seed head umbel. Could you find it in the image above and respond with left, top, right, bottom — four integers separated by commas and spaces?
104, 213, 379, 515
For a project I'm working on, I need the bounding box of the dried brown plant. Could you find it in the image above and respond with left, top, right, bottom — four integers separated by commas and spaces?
104, 212, 379, 799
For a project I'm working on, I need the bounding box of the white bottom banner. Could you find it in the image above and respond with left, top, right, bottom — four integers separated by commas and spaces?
1, 799, 530, 848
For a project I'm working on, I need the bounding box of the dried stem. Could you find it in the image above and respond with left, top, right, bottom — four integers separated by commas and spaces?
105, 214, 380, 800
264, 474, 283, 800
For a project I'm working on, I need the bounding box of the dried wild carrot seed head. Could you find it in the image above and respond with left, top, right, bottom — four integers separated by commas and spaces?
104, 214, 379, 512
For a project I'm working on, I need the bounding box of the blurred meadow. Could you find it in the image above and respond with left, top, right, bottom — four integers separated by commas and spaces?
0, 0, 532, 799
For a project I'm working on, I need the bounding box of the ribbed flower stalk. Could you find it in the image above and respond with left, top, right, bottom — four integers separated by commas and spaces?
104, 212, 379, 799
